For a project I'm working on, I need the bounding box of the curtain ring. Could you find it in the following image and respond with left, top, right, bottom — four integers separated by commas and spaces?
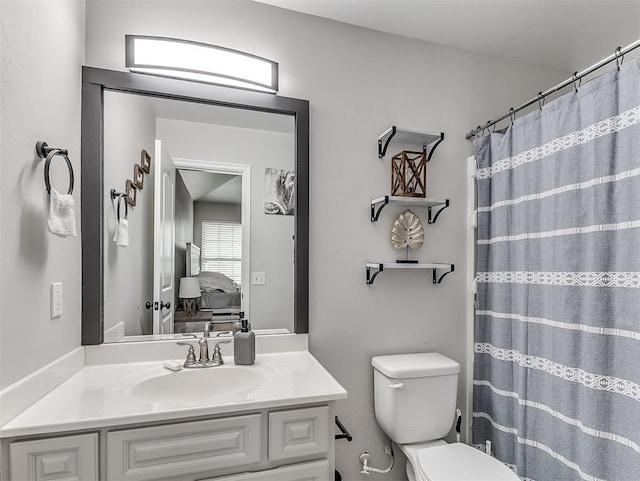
572, 72, 581, 93
615, 46, 624, 71
44, 149, 74, 195
537, 92, 545, 111
509, 108, 516, 125
116, 193, 128, 221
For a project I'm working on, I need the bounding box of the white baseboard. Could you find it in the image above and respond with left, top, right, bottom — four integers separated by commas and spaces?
0, 347, 85, 427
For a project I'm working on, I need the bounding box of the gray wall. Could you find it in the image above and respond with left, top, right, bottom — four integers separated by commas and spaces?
84, 3, 568, 477
103, 91, 157, 338
0, 0, 85, 389
157, 119, 295, 331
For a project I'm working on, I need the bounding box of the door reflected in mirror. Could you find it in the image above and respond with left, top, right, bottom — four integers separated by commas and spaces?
103, 90, 295, 342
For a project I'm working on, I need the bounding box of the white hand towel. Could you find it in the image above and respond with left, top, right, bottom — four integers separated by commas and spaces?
48, 188, 77, 237
115, 218, 129, 247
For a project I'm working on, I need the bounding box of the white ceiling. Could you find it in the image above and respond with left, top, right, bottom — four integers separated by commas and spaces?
255, 0, 640, 73
178, 170, 242, 204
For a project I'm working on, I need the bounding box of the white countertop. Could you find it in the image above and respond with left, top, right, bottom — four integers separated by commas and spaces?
0, 351, 347, 438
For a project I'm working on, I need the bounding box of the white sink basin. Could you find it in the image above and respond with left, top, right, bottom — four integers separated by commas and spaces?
129, 366, 266, 405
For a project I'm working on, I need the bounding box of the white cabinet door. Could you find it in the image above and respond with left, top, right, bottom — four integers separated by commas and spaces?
9, 433, 98, 481
197, 460, 331, 481
269, 406, 329, 461
107, 414, 261, 481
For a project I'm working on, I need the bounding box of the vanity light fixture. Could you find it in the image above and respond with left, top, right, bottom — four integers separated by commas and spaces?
125, 35, 279, 93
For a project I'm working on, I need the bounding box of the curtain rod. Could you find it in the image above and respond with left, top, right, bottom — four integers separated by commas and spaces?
465, 38, 640, 140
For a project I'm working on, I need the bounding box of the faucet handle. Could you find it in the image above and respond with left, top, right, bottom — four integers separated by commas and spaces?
176, 342, 197, 367
210, 339, 231, 366
215, 331, 231, 337
181, 333, 197, 339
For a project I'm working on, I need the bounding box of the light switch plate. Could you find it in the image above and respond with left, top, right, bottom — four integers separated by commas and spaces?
252, 272, 266, 285
50, 282, 63, 318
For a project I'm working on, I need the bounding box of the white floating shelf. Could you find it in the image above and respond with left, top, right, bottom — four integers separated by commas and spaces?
377, 126, 444, 158
365, 262, 455, 285
370, 196, 450, 223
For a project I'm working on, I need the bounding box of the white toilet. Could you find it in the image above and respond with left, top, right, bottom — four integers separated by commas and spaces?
372, 352, 519, 481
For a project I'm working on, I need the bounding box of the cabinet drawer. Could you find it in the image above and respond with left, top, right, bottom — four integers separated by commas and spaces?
197, 459, 331, 481
269, 406, 329, 461
107, 414, 261, 481
9, 433, 98, 481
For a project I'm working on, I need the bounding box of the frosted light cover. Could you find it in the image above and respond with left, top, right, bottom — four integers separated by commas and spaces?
126, 36, 278, 93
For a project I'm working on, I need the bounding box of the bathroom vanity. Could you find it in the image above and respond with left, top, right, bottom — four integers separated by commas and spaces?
0, 341, 346, 481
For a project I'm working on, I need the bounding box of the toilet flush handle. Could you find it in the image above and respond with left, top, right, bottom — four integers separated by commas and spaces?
388, 382, 404, 389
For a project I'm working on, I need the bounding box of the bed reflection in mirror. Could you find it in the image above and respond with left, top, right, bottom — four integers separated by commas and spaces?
102, 90, 295, 341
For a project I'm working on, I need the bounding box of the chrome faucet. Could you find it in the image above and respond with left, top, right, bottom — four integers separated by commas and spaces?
177, 327, 231, 368
198, 323, 211, 363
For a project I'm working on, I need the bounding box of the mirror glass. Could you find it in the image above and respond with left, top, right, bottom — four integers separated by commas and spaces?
102, 90, 295, 342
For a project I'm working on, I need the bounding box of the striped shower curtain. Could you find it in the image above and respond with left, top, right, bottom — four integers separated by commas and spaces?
473, 56, 640, 481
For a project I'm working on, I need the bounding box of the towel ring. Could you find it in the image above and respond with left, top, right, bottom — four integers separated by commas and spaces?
110, 189, 128, 221
36, 141, 74, 195
116, 193, 128, 221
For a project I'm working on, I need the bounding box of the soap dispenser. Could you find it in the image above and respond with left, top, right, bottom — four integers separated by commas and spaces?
232, 312, 251, 334
233, 318, 255, 365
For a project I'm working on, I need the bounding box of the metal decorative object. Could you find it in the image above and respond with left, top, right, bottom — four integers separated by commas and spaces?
391, 209, 424, 250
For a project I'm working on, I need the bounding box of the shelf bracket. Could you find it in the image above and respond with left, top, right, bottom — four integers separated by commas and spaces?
427, 199, 450, 224
366, 264, 383, 285
378, 126, 397, 158
371, 196, 390, 222
425, 132, 444, 163
433, 264, 455, 284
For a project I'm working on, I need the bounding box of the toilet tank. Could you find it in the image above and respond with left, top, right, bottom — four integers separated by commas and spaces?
372, 353, 460, 444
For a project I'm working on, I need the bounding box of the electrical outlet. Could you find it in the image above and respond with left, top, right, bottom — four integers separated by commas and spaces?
252, 272, 266, 285
50, 282, 63, 318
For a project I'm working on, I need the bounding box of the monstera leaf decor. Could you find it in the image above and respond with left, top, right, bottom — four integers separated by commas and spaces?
391, 209, 424, 250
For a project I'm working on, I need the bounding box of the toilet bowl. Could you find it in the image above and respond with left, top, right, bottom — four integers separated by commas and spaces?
372, 353, 519, 481
399, 440, 518, 481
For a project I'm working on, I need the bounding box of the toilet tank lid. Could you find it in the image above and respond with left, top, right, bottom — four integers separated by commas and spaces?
371, 353, 460, 379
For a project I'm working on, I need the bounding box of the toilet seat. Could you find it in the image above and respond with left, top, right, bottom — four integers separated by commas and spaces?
415, 443, 518, 481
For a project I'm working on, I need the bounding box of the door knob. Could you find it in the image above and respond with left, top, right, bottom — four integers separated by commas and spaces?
160, 301, 171, 310
145, 301, 154, 310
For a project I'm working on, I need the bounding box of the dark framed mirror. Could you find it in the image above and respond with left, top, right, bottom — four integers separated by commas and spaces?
81, 66, 309, 344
